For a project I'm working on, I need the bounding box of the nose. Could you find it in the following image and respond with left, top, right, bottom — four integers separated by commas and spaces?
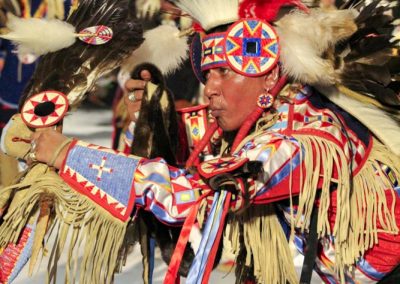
204, 70, 220, 100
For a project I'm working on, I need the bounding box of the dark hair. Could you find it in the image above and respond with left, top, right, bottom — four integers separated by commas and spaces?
206, 23, 231, 34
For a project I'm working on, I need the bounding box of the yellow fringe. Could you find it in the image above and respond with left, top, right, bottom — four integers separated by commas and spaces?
292, 136, 399, 282
229, 205, 298, 284
0, 166, 127, 284
345, 141, 399, 259
29, 195, 52, 276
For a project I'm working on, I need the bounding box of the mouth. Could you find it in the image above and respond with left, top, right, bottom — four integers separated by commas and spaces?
209, 109, 223, 118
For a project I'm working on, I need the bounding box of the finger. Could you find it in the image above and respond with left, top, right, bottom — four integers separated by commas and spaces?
124, 89, 144, 103
133, 90, 144, 101
125, 79, 146, 92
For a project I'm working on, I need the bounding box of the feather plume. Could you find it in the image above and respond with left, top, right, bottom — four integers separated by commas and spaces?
276, 8, 357, 84
334, 0, 400, 108
239, 0, 309, 22
135, 0, 161, 19
118, 24, 189, 88
0, 13, 76, 56
277, 0, 400, 110
19, 0, 144, 109
173, 0, 239, 31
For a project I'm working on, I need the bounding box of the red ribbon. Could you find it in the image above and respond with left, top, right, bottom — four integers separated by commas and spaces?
185, 121, 219, 168
163, 193, 210, 284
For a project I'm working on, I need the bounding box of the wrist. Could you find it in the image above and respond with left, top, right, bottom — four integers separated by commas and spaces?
52, 138, 74, 169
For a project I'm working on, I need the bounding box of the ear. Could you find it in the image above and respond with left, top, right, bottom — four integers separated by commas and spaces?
263, 65, 280, 91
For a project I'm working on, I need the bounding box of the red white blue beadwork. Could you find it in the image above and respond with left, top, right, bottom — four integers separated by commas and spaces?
201, 33, 227, 71
225, 18, 279, 76
21, 91, 69, 128
198, 156, 248, 179
257, 93, 274, 109
78, 25, 113, 45
198, 19, 279, 77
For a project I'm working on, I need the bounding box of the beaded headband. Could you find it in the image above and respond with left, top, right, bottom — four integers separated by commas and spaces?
191, 18, 280, 82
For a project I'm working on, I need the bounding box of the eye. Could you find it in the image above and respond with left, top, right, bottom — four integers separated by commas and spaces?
203, 70, 211, 81
219, 67, 230, 75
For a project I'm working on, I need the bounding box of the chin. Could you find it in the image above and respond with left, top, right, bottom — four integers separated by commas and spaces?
218, 119, 239, 132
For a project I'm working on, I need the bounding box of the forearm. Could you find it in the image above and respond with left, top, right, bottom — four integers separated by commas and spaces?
59, 140, 203, 223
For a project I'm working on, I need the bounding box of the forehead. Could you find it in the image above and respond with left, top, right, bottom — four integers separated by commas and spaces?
205, 67, 266, 88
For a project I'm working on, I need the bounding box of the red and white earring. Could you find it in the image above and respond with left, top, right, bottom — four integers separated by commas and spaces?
257, 92, 274, 109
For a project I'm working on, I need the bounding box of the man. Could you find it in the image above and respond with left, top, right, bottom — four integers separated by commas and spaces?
3, 0, 400, 283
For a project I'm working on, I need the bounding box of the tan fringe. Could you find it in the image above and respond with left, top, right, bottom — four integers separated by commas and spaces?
29, 195, 52, 276
229, 205, 298, 284
293, 135, 350, 281
0, 167, 127, 284
345, 141, 399, 259
292, 136, 399, 282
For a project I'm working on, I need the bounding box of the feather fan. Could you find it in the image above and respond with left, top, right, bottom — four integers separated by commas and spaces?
19, 0, 144, 109
277, 0, 400, 110
334, 0, 400, 108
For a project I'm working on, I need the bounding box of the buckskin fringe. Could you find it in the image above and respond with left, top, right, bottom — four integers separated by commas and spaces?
346, 141, 399, 259
229, 204, 298, 284
0, 167, 127, 284
293, 135, 399, 282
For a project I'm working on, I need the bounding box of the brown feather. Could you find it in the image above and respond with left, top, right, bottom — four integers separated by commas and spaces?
19, 0, 144, 109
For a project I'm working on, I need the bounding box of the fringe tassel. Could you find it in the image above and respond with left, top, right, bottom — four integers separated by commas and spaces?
0, 166, 127, 284
293, 134, 350, 281
292, 135, 399, 282
229, 205, 298, 284
345, 141, 399, 261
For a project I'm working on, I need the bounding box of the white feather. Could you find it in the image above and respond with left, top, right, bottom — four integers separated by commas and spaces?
0, 13, 76, 56
174, 0, 239, 31
135, 0, 162, 19
317, 85, 400, 156
276, 9, 357, 85
118, 24, 189, 89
